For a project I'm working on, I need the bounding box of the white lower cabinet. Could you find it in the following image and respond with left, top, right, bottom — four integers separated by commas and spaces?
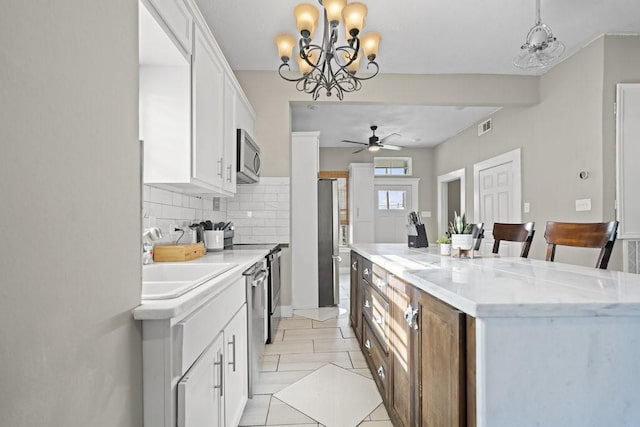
178, 333, 224, 427
139, 275, 249, 427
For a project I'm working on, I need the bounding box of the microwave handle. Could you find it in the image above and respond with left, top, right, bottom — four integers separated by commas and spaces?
254, 152, 261, 175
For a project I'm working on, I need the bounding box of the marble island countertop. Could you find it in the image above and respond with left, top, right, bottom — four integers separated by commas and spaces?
351, 243, 640, 318
132, 247, 272, 321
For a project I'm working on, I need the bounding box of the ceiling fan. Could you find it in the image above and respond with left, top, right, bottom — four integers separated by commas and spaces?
341, 125, 403, 154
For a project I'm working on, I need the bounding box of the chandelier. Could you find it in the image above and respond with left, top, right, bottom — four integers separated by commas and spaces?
274, 0, 381, 100
513, 0, 565, 70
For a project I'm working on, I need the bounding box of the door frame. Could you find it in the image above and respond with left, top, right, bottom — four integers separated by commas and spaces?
473, 148, 522, 225
437, 168, 466, 237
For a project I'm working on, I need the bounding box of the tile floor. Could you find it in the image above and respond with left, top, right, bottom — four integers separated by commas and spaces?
239, 274, 392, 427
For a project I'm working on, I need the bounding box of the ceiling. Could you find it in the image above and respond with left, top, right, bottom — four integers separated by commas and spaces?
195, 0, 640, 149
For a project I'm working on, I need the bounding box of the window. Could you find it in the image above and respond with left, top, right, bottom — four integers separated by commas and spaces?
374, 157, 412, 176
378, 190, 407, 210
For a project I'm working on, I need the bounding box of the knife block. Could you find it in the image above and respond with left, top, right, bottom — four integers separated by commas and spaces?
408, 224, 429, 248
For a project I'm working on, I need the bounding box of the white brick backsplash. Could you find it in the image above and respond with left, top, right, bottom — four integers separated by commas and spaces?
143, 178, 290, 244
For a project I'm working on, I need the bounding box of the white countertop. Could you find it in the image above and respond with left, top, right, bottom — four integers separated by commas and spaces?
132, 248, 270, 321
351, 243, 640, 317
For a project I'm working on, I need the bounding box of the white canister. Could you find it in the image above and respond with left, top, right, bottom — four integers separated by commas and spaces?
204, 230, 224, 251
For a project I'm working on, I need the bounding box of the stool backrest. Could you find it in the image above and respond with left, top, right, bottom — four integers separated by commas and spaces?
543, 221, 618, 269
491, 222, 535, 258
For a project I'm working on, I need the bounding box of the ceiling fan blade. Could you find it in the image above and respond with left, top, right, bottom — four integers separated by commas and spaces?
352, 147, 367, 154
341, 139, 367, 145
380, 132, 401, 143
381, 144, 402, 151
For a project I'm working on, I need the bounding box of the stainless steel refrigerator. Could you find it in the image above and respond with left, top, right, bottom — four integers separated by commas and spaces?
318, 179, 340, 307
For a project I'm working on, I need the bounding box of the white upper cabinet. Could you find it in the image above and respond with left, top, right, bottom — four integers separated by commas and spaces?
192, 23, 225, 191
140, 0, 254, 195
222, 76, 237, 193
145, 0, 193, 54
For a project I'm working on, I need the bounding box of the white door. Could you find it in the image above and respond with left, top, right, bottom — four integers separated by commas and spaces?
374, 184, 412, 243
478, 162, 517, 255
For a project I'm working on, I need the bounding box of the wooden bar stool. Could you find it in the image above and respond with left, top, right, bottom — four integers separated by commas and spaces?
492, 222, 535, 258
543, 221, 619, 269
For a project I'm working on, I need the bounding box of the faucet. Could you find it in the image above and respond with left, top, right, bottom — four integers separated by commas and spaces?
142, 227, 162, 265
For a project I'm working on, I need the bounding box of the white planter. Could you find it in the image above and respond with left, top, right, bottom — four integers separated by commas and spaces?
440, 243, 451, 255
451, 234, 474, 250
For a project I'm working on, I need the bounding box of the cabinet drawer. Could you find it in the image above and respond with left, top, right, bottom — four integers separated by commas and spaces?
361, 258, 373, 284
362, 284, 389, 352
371, 264, 390, 298
363, 319, 389, 400
174, 276, 245, 375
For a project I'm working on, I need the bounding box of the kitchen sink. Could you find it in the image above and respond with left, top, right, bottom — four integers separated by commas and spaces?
142, 263, 237, 300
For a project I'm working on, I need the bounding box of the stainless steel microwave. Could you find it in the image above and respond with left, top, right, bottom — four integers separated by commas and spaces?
236, 129, 261, 184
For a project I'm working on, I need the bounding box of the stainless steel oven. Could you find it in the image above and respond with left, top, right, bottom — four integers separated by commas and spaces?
237, 129, 261, 184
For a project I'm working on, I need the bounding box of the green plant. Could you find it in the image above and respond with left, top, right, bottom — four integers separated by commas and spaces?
436, 235, 451, 244
449, 211, 473, 234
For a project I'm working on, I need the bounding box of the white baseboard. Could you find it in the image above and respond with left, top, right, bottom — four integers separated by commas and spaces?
280, 305, 293, 318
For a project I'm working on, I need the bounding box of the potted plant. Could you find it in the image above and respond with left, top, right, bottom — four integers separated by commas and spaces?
436, 235, 452, 255
449, 211, 474, 250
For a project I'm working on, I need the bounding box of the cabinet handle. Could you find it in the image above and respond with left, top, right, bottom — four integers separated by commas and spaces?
217, 158, 223, 177
363, 267, 370, 277
352, 261, 358, 271
228, 334, 236, 372
364, 299, 370, 309
375, 314, 384, 326
365, 339, 371, 349
213, 352, 224, 396
403, 305, 419, 330
226, 164, 232, 182
377, 366, 385, 378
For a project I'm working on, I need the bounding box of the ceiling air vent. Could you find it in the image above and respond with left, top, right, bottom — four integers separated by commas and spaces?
478, 118, 493, 136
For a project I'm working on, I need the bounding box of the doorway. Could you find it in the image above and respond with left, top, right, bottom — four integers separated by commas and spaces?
374, 178, 419, 243
437, 168, 466, 237
473, 149, 522, 254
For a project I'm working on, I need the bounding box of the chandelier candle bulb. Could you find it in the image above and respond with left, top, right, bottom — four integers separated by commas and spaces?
342, 2, 367, 37
361, 32, 381, 60
294, 3, 320, 38
323, 0, 347, 25
275, 33, 297, 61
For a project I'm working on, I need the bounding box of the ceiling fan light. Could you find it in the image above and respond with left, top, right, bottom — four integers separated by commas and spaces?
323, 0, 347, 25
342, 2, 367, 38
360, 32, 381, 61
294, 3, 319, 38
368, 145, 380, 152
275, 33, 297, 62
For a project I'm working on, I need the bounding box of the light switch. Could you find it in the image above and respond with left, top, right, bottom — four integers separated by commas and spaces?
575, 198, 592, 211
421, 211, 431, 218
523, 202, 530, 213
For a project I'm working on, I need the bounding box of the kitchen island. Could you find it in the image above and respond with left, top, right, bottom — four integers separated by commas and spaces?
351, 243, 640, 427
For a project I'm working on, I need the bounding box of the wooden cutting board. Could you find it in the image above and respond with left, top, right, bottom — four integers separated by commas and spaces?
153, 243, 206, 262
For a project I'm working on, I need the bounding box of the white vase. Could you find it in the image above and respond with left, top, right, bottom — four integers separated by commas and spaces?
451, 234, 474, 250
440, 243, 451, 255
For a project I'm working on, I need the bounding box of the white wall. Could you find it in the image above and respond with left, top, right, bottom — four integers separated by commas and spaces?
434, 35, 640, 270
0, 1, 142, 426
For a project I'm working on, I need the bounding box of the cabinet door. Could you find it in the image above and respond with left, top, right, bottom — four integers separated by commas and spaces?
235, 95, 255, 136
145, 0, 193, 54
177, 333, 224, 427
416, 289, 466, 427
349, 251, 362, 343
192, 24, 224, 190
389, 276, 414, 427
224, 304, 248, 427
222, 76, 237, 194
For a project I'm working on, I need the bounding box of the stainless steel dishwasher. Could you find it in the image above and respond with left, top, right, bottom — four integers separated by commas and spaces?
243, 260, 268, 398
